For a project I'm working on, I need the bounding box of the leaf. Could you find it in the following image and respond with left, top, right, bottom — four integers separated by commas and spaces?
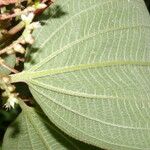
11, 0, 150, 150
2, 103, 100, 150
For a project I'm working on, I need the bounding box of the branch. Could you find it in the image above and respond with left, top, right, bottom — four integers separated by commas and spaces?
0, 58, 19, 73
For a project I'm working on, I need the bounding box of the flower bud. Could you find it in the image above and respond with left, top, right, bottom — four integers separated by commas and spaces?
20, 39, 26, 44
14, 8, 21, 13
35, 3, 47, 9
2, 91, 8, 97
21, 12, 34, 24
13, 44, 25, 54
25, 34, 35, 44
29, 22, 41, 29
2, 76, 11, 84
7, 85, 15, 92
4, 95, 18, 110
6, 49, 15, 54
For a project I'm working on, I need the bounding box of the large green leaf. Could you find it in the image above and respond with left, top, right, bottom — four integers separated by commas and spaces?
2, 103, 100, 150
11, 0, 150, 150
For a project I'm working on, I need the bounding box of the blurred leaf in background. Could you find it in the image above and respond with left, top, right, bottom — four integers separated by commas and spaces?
0, 104, 21, 147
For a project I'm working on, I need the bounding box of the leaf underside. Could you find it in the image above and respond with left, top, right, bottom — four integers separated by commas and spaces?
11, 0, 150, 150
2, 105, 100, 150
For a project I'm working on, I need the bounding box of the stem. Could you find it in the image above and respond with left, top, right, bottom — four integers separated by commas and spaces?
0, 6, 35, 20
0, 37, 22, 55
0, 13, 36, 56
7, 21, 25, 35
0, 59, 19, 73
0, 80, 11, 96
0, 21, 25, 55
10, 72, 27, 83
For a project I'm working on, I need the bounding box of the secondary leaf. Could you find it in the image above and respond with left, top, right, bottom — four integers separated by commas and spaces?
2, 103, 100, 150
11, 0, 150, 150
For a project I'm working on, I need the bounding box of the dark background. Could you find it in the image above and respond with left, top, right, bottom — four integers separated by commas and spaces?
145, 0, 150, 11
0, 0, 150, 148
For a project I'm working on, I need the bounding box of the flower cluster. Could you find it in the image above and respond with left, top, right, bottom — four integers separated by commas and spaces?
0, 0, 52, 109
0, 76, 18, 110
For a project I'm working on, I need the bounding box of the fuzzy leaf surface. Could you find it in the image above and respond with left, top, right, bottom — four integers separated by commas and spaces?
11, 0, 150, 149
2, 104, 99, 150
